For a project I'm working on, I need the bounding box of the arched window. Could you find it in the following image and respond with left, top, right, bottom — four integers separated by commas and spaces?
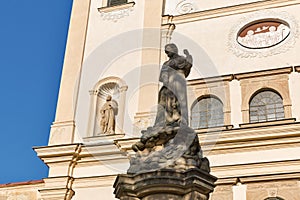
191, 96, 224, 129
264, 197, 284, 200
249, 90, 284, 123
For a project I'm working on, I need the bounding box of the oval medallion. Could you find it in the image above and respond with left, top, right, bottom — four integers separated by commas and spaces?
237, 20, 290, 49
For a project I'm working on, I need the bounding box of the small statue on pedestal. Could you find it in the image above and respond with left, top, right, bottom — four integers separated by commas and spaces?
114, 44, 217, 200
99, 95, 118, 134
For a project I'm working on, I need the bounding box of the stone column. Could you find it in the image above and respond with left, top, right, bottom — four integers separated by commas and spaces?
114, 169, 217, 200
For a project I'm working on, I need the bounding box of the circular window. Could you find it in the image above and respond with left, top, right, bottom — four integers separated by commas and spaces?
237, 20, 290, 49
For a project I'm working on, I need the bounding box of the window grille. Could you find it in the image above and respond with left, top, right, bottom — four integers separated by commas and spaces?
249, 90, 284, 123
191, 97, 224, 129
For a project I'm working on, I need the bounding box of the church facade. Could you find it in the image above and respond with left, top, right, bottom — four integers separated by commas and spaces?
2, 0, 300, 199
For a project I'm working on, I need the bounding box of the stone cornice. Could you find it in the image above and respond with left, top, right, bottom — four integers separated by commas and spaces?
216, 173, 300, 188
187, 67, 293, 84
194, 125, 234, 133
239, 171, 300, 183
234, 66, 293, 80
200, 121, 300, 152
0, 180, 44, 190
114, 122, 300, 155
188, 74, 234, 86
34, 143, 81, 164
239, 118, 295, 128
212, 159, 300, 180
71, 171, 300, 188
162, 0, 300, 26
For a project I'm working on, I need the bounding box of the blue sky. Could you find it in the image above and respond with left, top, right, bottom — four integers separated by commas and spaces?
0, 0, 73, 184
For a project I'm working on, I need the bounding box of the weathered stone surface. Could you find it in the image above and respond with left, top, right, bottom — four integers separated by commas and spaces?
114, 44, 217, 200
129, 125, 210, 174
114, 168, 217, 200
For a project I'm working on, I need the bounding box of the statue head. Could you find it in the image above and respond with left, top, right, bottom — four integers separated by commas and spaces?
106, 95, 112, 101
165, 43, 178, 58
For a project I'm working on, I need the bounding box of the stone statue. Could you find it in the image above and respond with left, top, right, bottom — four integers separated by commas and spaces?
99, 95, 118, 134
154, 43, 193, 127
114, 44, 216, 200
129, 44, 210, 174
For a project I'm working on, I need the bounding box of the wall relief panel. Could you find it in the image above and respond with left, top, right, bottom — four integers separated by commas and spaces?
228, 11, 299, 58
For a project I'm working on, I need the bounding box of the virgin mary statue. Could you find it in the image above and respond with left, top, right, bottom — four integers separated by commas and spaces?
154, 43, 193, 127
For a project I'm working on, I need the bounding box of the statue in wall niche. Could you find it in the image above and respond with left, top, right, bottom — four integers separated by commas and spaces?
129, 44, 210, 174
99, 95, 118, 134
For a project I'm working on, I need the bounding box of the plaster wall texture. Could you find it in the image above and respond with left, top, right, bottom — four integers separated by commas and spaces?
169, 5, 300, 79
72, 187, 117, 200
35, 0, 300, 200
0, 182, 43, 200
164, 0, 264, 16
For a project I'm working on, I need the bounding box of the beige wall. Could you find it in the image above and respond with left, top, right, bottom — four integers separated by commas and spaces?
0, 181, 43, 200
34, 0, 300, 200
164, 0, 267, 16
166, 5, 300, 79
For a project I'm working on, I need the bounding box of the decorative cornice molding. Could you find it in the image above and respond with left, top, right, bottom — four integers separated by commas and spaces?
114, 122, 300, 154
188, 74, 234, 86
228, 10, 299, 58
34, 143, 82, 164
186, 66, 293, 83
212, 159, 300, 180
239, 171, 300, 183
234, 66, 293, 80
162, 0, 300, 26
239, 118, 296, 128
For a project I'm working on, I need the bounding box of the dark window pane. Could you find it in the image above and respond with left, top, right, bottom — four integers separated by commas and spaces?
108, 0, 127, 6
264, 197, 285, 200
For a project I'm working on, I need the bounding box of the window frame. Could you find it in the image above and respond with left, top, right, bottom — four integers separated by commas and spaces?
191, 96, 224, 129
107, 0, 127, 7
249, 89, 285, 123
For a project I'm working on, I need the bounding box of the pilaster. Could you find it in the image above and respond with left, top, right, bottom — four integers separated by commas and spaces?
49, 0, 91, 145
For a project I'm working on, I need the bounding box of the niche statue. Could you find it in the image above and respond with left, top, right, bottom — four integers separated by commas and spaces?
129, 44, 210, 173
99, 95, 118, 134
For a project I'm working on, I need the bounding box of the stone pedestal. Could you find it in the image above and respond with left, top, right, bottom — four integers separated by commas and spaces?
114, 168, 217, 200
